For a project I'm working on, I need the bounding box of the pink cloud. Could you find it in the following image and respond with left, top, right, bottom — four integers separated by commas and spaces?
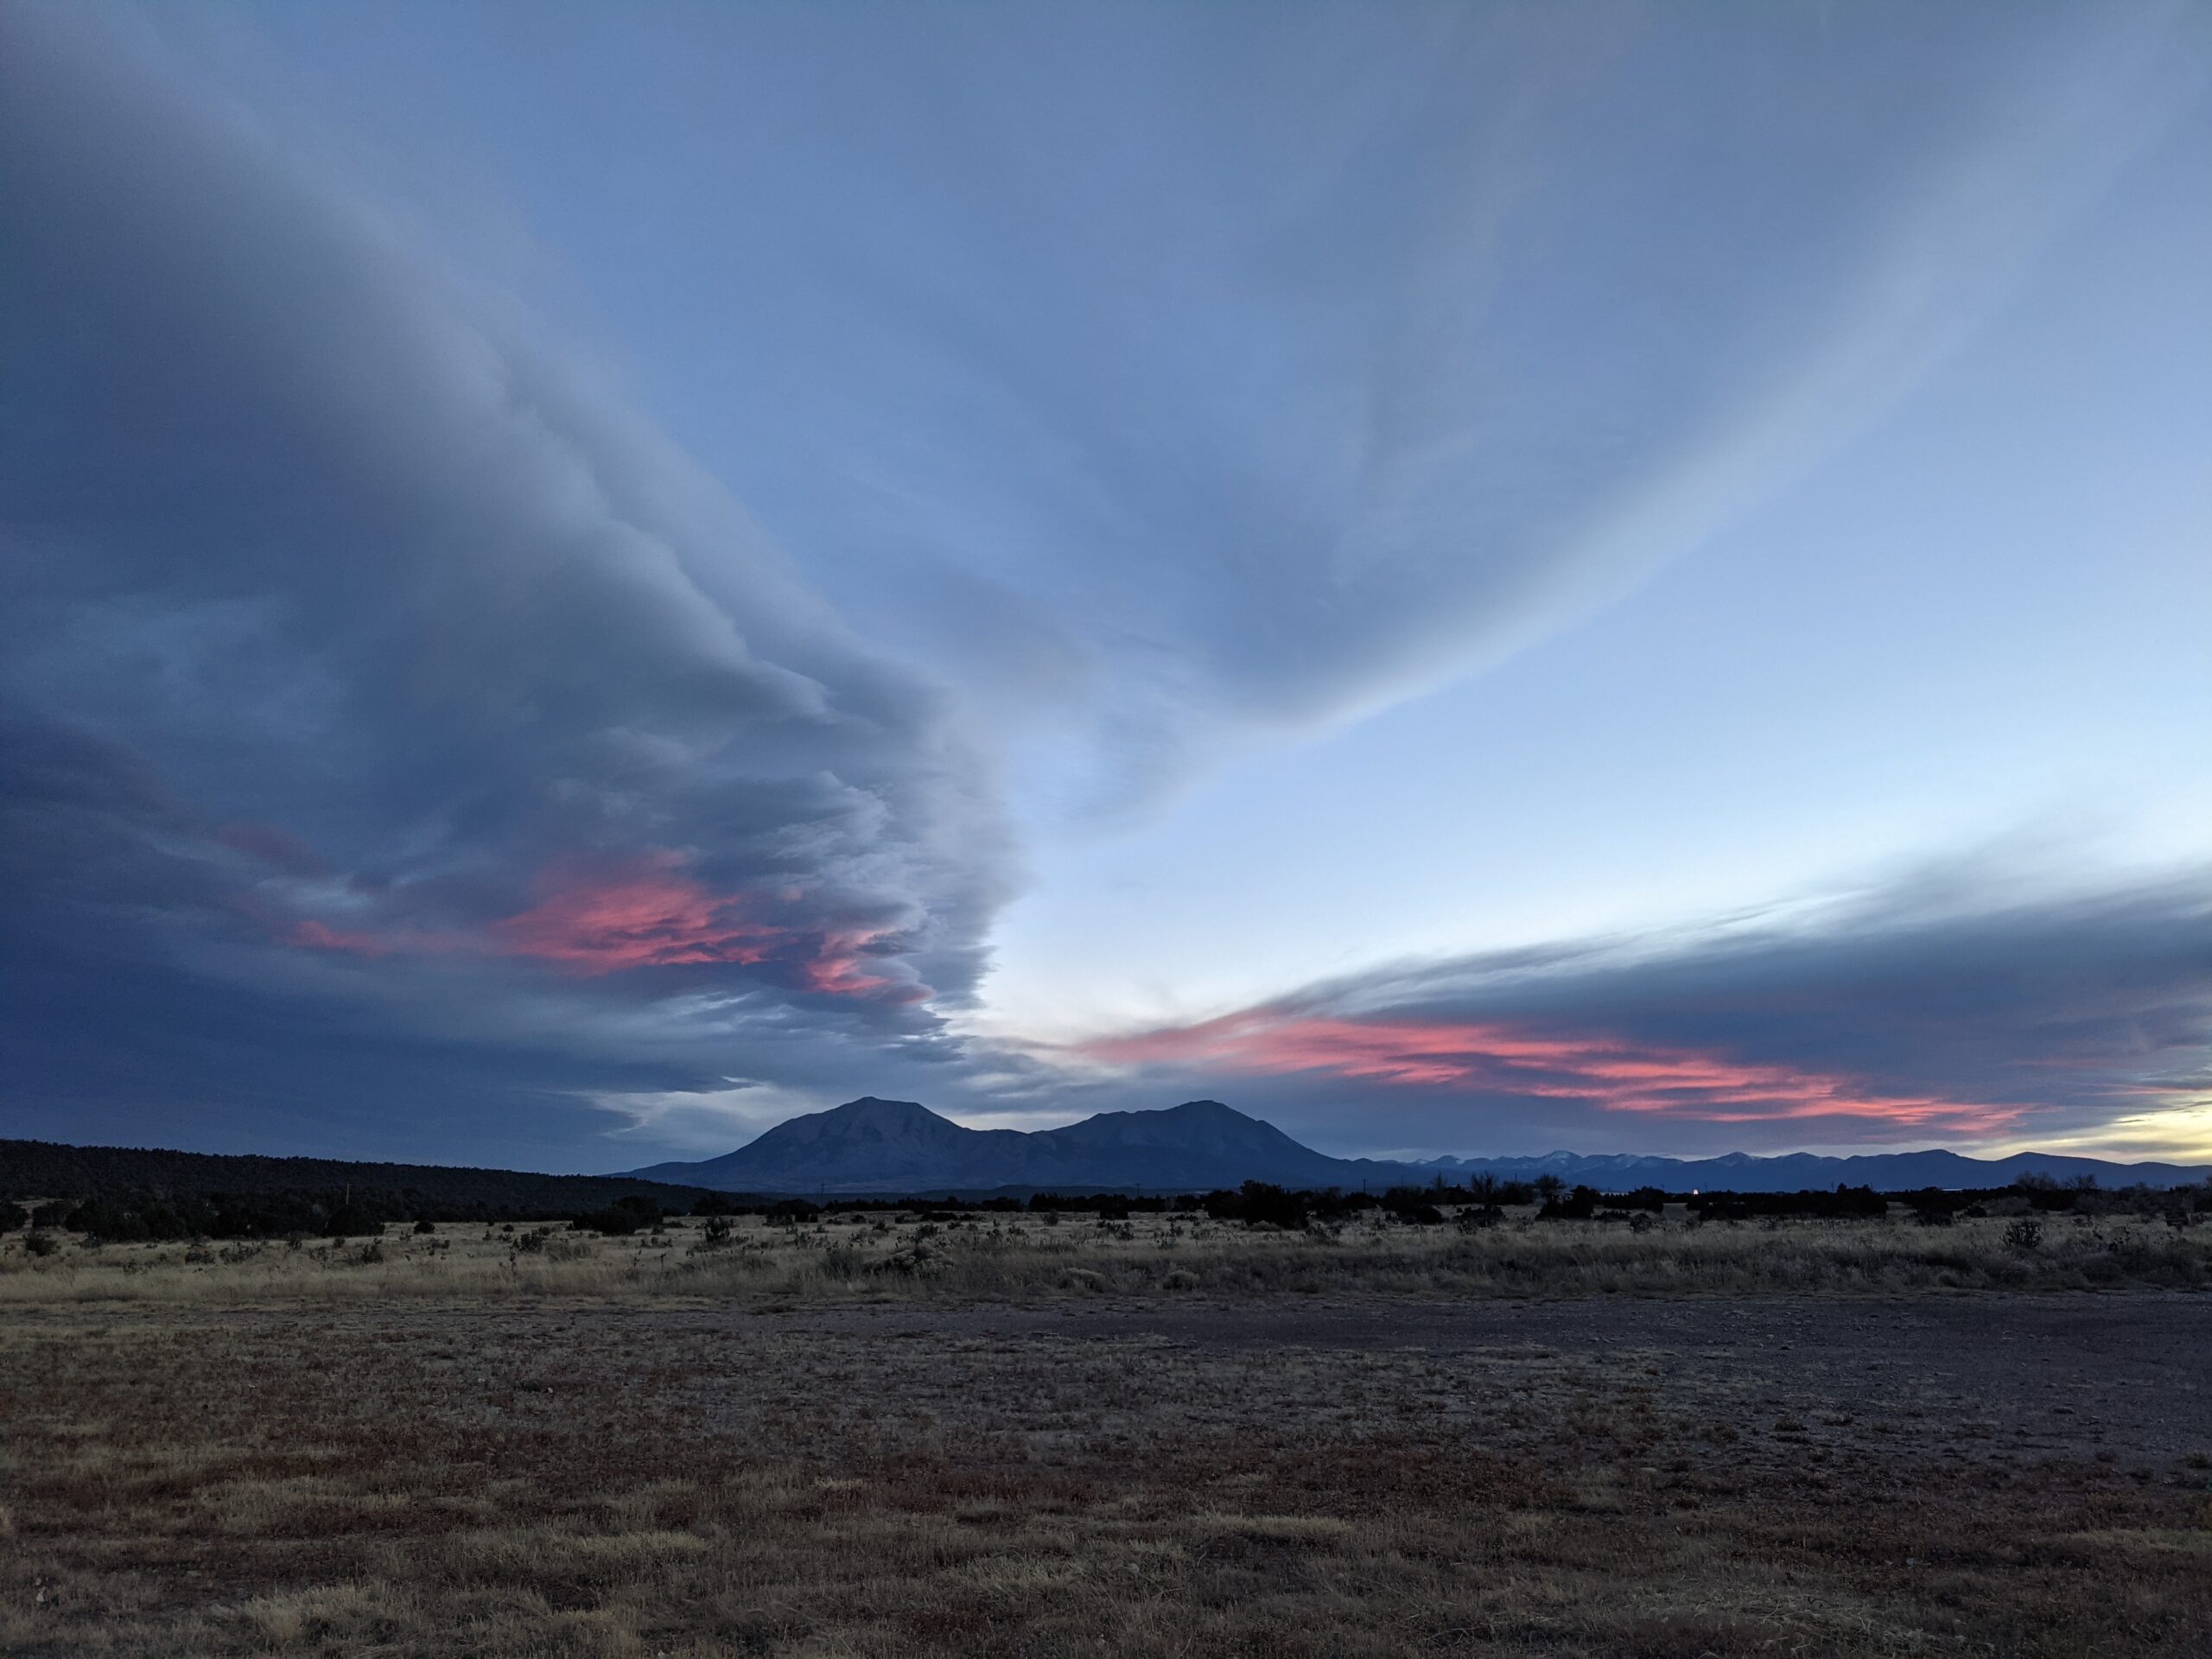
285, 851, 924, 1000
486, 853, 779, 972
798, 928, 911, 999
1084, 1009, 2021, 1134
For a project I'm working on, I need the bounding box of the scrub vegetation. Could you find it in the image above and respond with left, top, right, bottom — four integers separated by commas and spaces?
5, 1184, 2209, 1307
3, 1198, 2209, 1656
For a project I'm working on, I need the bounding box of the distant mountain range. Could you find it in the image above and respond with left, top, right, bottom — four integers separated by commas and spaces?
1410, 1147, 2212, 1194
621, 1096, 2212, 1195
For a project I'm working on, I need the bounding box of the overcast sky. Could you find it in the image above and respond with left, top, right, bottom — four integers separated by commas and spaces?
4, 1, 2208, 1169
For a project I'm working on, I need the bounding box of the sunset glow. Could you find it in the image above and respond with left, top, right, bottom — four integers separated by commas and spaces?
486, 855, 779, 972
288, 854, 918, 1000
1085, 1011, 2024, 1134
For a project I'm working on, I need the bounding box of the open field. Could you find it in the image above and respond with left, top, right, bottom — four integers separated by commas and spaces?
3, 1213, 2210, 1656
4, 1202, 2209, 1306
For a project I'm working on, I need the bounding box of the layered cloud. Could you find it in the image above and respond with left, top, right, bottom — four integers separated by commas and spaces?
0, 7, 1009, 1159
1074, 871, 2212, 1157
283, 851, 917, 998
470, 0, 2205, 810
1090, 1014, 2020, 1136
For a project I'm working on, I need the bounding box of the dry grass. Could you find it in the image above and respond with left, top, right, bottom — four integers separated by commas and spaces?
3, 1205, 2206, 1308
2, 1213, 2208, 1655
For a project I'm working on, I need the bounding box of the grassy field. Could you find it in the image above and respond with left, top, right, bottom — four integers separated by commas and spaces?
3, 1210, 2209, 1656
4, 1201, 2209, 1306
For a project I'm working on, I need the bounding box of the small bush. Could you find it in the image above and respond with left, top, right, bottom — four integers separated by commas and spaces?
817, 1243, 866, 1279
1205, 1182, 1310, 1230
22, 1230, 59, 1258
573, 1194, 664, 1236
2003, 1217, 2044, 1254
1538, 1186, 1599, 1221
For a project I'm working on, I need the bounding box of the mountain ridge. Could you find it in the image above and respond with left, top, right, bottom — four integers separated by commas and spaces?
620, 1097, 2212, 1194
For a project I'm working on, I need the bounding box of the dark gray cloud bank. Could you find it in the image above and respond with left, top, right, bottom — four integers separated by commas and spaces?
1, 8, 1013, 1163
1082, 870, 2212, 1160
3, 5, 2206, 1167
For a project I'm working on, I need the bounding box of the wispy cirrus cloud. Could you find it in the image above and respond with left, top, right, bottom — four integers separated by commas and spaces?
521, 0, 2203, 815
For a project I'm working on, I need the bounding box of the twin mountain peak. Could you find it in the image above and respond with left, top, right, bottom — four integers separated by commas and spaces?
623, 1096, 1375, 1196
620, 1096, 2212, 1196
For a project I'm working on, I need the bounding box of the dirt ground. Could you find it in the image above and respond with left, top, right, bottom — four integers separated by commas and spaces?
3, 1288, 2209, 1656
924, 1293, 2212, 1465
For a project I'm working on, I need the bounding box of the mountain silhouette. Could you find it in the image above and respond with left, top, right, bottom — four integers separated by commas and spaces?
620, 1096, 1408, 1194
619, 1098, 2212, 1195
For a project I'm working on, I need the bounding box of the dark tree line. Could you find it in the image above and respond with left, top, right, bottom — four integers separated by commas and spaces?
12, 1136, 2202, 1242
1, 1138, 719, 1217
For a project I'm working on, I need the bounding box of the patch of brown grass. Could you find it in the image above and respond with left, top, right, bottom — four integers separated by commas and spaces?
2, 1292, 2208, 1656
3, 1207, 2206, 1309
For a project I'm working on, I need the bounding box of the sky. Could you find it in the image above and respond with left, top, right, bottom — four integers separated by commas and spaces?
3, 0, 2209, 1171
